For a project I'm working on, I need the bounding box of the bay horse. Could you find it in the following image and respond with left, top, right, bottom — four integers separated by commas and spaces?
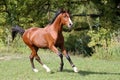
12, 9, 78, 73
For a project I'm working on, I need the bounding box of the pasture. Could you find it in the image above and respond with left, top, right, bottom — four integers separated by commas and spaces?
0, 50, 120, 80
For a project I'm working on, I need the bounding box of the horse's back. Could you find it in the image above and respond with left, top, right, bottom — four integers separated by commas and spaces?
23, 27, 42, 38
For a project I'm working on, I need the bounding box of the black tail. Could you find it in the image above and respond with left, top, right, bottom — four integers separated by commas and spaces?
12, 25, 25, 41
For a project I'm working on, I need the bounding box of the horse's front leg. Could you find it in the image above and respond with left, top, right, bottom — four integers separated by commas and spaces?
58, 51, 64, 71
62, 48, 78, 73
50, 45, 64, 71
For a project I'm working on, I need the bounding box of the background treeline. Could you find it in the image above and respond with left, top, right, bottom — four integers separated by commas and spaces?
0, 0, 120, 60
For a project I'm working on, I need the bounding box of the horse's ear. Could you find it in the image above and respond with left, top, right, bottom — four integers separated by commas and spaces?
60, 8, 64, 12
67, 9, 70, 14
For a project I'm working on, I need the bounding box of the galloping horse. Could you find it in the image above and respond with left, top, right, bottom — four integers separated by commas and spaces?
12, 9, 78, 73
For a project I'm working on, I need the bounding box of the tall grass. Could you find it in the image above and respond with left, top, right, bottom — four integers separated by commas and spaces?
93, 30, 120, 60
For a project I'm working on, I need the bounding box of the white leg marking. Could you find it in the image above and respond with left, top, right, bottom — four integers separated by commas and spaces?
73, 67, 78, 73
33, 68, 38, 72
43, 64, 51, 72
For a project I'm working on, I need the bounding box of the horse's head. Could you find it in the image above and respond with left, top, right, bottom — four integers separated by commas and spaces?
60, 10, 73, 28
50, 9, 73, 29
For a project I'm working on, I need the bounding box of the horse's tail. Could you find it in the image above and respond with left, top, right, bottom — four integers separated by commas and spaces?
12, 25, 25, 41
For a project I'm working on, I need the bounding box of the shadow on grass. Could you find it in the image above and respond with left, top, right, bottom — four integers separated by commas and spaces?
63, 69, 120, 76
79, 70, 120, 76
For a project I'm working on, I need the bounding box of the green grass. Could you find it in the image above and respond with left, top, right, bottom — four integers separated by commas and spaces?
0, 50, 120, 80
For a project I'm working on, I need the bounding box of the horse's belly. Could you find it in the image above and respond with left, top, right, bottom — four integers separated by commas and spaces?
32, 37, 48, 48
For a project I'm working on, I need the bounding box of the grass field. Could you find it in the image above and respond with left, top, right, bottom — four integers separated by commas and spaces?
0, 50, 120, 80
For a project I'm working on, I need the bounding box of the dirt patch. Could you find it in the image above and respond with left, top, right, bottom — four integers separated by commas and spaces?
0, 55, 23, 61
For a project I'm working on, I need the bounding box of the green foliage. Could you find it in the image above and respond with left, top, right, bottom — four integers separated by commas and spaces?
87, 28, 110, 47
0, 26, 11, 45
0, 13, 7, 25
93, 29, 120, 60
64, 31, 93, 56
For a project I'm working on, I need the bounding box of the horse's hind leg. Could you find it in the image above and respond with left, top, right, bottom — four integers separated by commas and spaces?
29, 53, 38, 72
29, 46, 50, 72
29, 46, 39, 72
35, 54, 51, 72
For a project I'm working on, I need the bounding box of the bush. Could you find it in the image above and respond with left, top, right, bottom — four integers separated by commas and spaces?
64, 30, 93, 56
0, 26, 29, 54
92, 29, 120, 60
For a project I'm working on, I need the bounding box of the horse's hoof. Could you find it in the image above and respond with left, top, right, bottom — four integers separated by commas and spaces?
43, 64, 51, 72
59, 66, 63, 72
59, 69, 63, 72
46, 69, 51, 73
57, 68, 62, 72
33, 68, 39, 72
73, 67, 78, 73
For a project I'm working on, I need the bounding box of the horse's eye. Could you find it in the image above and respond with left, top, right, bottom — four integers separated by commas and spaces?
64, 16, 67, 18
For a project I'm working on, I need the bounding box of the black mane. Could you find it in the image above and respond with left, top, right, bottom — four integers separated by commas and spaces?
50, 10, 64, 24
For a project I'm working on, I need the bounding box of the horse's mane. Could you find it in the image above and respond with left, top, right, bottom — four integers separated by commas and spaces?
50, 9, 65, 24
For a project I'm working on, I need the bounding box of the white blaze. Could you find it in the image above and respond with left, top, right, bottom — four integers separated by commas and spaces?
68, 18, 73, 28
69, 18, 73, 25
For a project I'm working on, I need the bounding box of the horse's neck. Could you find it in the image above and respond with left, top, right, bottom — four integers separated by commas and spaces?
52, 16, 63, 33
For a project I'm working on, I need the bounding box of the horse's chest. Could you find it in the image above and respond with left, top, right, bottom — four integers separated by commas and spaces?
49, 31, 63, 45
55, 35, 63, 46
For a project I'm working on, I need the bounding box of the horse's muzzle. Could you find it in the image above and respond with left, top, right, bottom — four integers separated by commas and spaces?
68, 23, 73, 29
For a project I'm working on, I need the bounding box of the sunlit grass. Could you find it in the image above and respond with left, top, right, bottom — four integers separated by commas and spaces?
0, 51, 120, 80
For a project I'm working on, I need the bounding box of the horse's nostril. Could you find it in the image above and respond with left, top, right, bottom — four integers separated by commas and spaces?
69, 23, 73, 26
